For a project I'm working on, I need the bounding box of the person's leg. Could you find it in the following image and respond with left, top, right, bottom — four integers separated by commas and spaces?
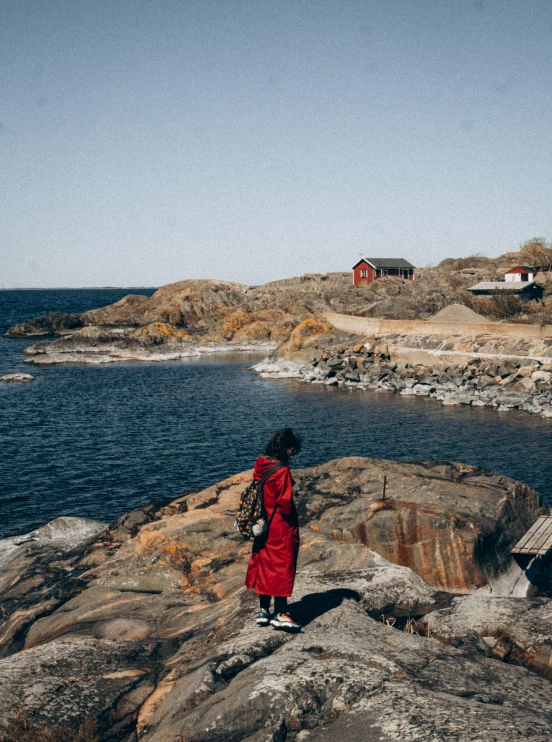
256, 594, 271, 625
274, 596, 287, 615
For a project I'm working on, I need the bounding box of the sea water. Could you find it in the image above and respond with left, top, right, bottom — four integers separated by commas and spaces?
1, 288, 552, 538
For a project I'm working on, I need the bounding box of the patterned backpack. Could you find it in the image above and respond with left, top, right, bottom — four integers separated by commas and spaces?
235, 463, 282, 540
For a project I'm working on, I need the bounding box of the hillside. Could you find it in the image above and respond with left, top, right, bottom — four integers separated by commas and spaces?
6, 243, 552, 365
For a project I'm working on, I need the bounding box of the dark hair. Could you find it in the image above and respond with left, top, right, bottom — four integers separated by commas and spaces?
264, 428, 302, 465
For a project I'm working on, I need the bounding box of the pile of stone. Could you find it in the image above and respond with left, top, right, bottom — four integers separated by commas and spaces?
257, 341, 552, 418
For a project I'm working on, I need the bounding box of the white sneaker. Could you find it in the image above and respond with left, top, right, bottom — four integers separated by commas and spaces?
256, 609, 270, 626
270, 613, 301, 632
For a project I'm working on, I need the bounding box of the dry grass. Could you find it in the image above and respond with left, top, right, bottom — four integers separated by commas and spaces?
461, 291, 536, 321
160, 543, 194, 573
438, 254, 493, 271
488, 292, 525, 318
379, 614, 431, 637
0, 715, 100, 742
520, 240, 552, 269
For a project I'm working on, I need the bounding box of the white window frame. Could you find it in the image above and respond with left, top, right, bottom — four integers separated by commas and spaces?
360, 269, 368, 278
382, 269, 388, 276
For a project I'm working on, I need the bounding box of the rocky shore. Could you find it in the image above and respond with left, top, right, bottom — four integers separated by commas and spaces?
1, 457, 552, 740
256, 328, 552, 418
7, 245, 552, 367
0, 373, 34, 382
22, 329, 278, 365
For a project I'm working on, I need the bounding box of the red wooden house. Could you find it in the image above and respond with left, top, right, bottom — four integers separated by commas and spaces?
352, 258, 415, 286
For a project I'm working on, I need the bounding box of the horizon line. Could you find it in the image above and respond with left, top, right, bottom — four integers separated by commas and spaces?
0, 286, 160, 291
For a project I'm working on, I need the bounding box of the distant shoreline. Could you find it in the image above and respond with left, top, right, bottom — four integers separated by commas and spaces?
0, 286, 158, 291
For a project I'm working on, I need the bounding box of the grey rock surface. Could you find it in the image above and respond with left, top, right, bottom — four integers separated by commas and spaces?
0, 459, 551, 740
423, 594, 552, 677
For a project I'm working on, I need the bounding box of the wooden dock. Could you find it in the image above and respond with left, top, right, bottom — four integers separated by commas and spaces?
512, 516, 552, 557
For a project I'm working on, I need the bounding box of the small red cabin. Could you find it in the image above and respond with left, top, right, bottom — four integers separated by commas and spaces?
352, 258, 415, 286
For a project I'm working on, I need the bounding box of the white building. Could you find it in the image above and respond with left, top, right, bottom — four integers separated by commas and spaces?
504, 266, 535, 282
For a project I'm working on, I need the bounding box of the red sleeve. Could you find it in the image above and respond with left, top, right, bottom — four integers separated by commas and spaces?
275, 467, 294, 516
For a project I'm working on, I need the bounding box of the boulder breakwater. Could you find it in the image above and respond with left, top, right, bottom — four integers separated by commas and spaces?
256, 315, 552, 418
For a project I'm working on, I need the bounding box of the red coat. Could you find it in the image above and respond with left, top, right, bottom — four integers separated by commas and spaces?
245, 456, 300, 598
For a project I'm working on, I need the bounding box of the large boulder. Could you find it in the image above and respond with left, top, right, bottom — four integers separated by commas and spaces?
292, 457, 546, 593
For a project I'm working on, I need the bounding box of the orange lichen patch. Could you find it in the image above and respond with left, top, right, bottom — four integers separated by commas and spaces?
233, 321, 273, 341
134, 512, 232, 567
219, 309, 292, 340
135, 323, 192, 339
280, 316, 331, 355
219, 310, 249, 338
134, 528, 171, 556
292, 317, 331, 341
184, 574, 219, 601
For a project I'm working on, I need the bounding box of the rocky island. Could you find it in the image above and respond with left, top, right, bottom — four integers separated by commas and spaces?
5, 243, 552, 418
1, 456, 552, 741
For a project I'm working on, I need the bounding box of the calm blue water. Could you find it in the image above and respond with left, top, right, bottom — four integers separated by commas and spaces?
1, 289, 552, 539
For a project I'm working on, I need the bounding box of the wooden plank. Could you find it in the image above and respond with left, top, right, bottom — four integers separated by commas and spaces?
523, 517, 552, 545
523, 515, 550, 549
513, 517, 552, 553
514, 517, 550, 551
512, 517, 552, 555
530, 519, 552, 551
516, 519, 552, 555
529, 520, 552, 553
521, 520, 552, 553
537, 530, 552, 555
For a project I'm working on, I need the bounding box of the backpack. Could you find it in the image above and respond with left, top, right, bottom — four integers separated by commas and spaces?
235, 463, 283, 540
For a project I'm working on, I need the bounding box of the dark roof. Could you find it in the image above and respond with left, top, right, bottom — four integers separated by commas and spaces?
352, 258, 416, 270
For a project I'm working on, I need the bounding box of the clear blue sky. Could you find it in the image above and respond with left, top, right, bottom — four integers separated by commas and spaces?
1, 0, 551, 288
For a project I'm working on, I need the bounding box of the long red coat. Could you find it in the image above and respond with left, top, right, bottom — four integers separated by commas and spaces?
245, 456, 300, 598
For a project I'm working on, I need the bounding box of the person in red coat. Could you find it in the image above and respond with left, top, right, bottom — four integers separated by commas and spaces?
245, 428, 302, 631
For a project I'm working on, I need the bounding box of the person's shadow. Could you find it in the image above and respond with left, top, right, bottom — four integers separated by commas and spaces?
287, 588, 361, 627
